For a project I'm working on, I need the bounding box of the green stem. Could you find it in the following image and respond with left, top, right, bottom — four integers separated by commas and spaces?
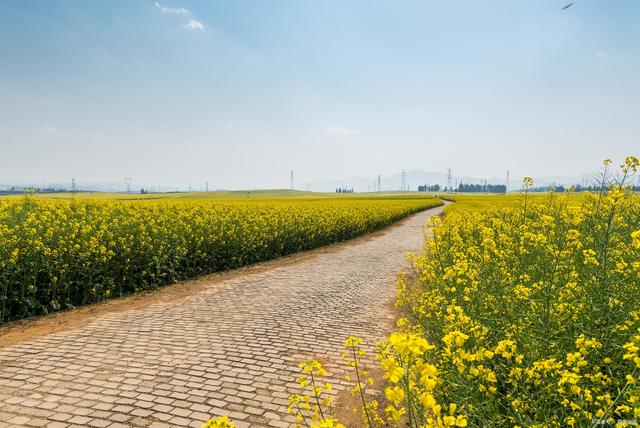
403, 356, 415, 428
295, 402, 311, 428
309, 372, 325, 421
352, 343, 374, 428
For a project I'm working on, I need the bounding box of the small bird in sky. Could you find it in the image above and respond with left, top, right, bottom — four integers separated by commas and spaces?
562, 3, 573, 10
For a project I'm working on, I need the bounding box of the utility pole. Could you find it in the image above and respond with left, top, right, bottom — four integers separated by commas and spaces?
447, 168, 453, 193
124, 178, 132, 193
290, 170, 294, 190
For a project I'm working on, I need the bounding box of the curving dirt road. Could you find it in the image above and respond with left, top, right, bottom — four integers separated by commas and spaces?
0, 204, 444, 428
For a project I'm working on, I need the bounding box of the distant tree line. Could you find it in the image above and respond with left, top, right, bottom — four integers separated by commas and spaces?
418, 183, 506, 193
529, 185, 569, 192
0, 187, 71, 195
336, 188, 354, 193
418, 184, 441, 192
457, 183, 506, 193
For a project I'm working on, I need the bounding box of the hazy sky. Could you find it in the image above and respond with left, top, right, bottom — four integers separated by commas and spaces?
1, 0, 639, 189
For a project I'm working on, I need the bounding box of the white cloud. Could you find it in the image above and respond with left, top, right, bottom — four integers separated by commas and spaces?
43, 125, 64, 137
184, 19, 204, 30
154, 2, 191, 15
327, 124, 360, 135
154, 3, 204, 30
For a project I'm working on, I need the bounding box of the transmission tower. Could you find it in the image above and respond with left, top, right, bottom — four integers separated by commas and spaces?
447, 168, 453, 193
290, 170, 294, 190
377, 175, 382, 193
506, 170, 510, 193
71, 178, 76, 192
401, 169, 406, 192
124, 178, 132, 193
205, 181, 209, 192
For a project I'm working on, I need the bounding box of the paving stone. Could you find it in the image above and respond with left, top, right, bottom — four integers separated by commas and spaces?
0, 206, 442, 427
49, 414, 72, 423
8, 415, 31, 425
87, 419, 111, 428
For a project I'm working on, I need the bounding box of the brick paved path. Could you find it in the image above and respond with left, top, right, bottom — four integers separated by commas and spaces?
0, 205, 443, 428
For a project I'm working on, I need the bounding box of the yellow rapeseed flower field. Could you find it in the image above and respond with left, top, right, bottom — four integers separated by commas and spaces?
0, 195, 442, 323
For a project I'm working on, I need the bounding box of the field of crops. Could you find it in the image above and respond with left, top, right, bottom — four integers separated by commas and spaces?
0, 194, 442, 324
280, 159, 640, 428
377, 162, 640, 426
440, 192, 586, 214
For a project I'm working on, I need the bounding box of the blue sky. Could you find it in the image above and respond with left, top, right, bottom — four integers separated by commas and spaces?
1, 1, 639, 190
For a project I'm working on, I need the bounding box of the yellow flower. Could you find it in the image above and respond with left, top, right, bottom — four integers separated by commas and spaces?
381, 357, 405, 383
297, 376, 309, 388
455, 415, 468, 427
420, 393, 437, 409
387, 332, 434, 358
310, 419, 346, 428
385, 405, 406, 421
622, 155, 639, 172
522, 176, 534, 188
385, 385, 405, 405
443, 415, 456, 426
202, 416, 235, 428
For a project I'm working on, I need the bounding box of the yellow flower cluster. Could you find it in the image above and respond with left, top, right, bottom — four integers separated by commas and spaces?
0, 196, 442, 323
377, 330, 468, 427
391, 158, 640, 426
288, 360, 338, 427
201, 415, 235, 428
